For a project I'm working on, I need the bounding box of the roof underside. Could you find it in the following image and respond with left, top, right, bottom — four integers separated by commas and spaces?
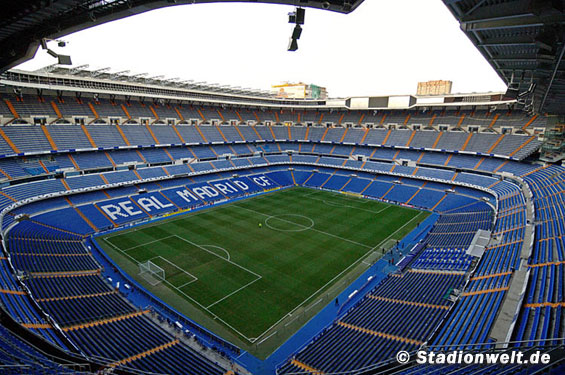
444, 0, 565, 115
0, 0, 364, 73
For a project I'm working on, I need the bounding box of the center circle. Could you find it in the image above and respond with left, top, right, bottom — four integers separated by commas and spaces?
264, 214, 314, 232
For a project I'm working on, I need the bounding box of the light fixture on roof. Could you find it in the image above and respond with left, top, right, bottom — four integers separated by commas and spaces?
40, 38, 72, 65
288, 7, 305, 25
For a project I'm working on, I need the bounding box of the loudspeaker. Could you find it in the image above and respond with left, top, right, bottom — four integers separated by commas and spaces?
295, 7, 305, 24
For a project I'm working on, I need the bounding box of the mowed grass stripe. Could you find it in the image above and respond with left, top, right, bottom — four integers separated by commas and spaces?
301, 189, 389, 210
237, 188, 421, 249
101, 187, 428, 341
235, 204, 372, 249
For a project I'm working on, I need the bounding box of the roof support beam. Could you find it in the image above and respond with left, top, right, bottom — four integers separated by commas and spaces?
462, 0, 535, 23
465, 0, 490, 17
91, 67, 111, 77
462, 16, 546, 31
70, 64, 90, 74
478, 35, 538, 47
539, 42, 565, 112
491, 53, 542, 61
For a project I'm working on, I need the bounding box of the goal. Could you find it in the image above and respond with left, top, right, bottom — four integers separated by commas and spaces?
139, 260, 165, 286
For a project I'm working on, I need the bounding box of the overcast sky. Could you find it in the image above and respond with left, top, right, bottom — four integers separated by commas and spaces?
16, 0, 507, 98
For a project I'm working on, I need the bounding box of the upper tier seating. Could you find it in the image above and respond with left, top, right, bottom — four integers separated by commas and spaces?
513, 165, 565, 346
0, 122, 542, 162
0, 95, 559, 375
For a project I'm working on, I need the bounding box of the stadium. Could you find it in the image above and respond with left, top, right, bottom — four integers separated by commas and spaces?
0, 0, 564, 374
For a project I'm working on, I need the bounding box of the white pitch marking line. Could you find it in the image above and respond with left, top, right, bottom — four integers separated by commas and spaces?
301, 188, 391, 214
173, 235, 262, 278
304, 298, 323, 312
302, 190, 319, 197
103, 237, 122, 252
102, 235, 257, 343
102, 216, 270, 342
264, 214, 315, 232
249, 211, 428, 343
154, 255, 198, 285
168, 239, 262, 309
104, 237, 255, 344
330, 192, 371, 204
256, 330, 277, 346
206, 276, 262, 309
101, 190, 275, 241
235, 205, 372, 249
122, 235, 176, 252
310, 197, 391, 215
367, 211, 427, 254
302, 187, 370, 204
178, 280, 198, 288
201, 245, 231, 261
101, 189, 427, 345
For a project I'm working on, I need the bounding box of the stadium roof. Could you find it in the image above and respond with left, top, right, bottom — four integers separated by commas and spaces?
0, 0, 364, 73
444, 0, 565, 115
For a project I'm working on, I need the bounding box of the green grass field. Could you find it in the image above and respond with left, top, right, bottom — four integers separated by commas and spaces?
98, 186, 428, 358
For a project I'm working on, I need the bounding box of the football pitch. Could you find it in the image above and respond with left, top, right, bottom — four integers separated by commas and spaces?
98, 186, 429, 357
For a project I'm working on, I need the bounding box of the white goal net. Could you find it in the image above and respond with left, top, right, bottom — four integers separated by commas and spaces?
139, 260, 165, 286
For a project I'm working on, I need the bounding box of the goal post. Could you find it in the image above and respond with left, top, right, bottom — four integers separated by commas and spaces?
139, 260, 165, 286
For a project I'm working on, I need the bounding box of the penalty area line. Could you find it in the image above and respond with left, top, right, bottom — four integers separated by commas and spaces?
102, 226, 262, 344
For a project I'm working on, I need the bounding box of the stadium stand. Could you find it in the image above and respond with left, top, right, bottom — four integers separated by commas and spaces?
0, 102, 562, 374
0, 35, 563, 375
0, 114, 558, 372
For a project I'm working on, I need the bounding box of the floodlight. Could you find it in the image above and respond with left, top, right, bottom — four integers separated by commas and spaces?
57, 54, 72, 65
46, 49, 58, 58
41, 38, 72, 65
